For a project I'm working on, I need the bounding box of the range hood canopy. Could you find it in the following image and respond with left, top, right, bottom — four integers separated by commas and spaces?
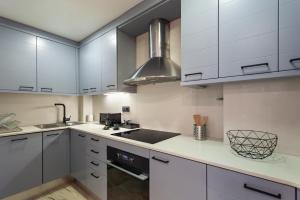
123, 18, 181, 86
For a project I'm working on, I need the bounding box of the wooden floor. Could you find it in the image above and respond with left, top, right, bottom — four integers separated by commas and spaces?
35, 184, 96, 200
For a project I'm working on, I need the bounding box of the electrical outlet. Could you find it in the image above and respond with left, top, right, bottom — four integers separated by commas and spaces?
122, 106, 130, 113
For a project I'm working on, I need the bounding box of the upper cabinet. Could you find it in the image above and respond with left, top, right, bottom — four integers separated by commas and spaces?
100, 29, 117, 92
37, 38, 77, 94
0, 26, 37, 92
79, 29, 136, 94
279, 0, 300, 71
79, 37, 102, 94
219, 0, 278, 77
181, 0, 218, 82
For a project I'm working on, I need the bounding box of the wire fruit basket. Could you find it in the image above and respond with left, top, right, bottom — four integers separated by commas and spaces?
226, 130, 278, 159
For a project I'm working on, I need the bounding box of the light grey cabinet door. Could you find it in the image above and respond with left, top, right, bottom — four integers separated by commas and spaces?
207, 165, 295, 200
219, 0, 278, 77
0, 133, 42, 199
297, 189, 299, 200
279, 0, 300, 71
70, 130, 88, 187
0, 25, 36, 92
181, 0, 218, 81
37, 38, 77, 94
101, 29, 117, 92
150, 151, 206, 200
43, 130, 70, 183
79, 37, 102, 94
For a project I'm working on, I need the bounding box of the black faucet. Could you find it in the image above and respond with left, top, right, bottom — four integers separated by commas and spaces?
54, 103, 71, 124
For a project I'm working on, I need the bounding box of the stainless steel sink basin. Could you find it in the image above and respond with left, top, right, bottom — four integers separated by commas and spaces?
35, 122, 83, 129
35, 123, 66, 129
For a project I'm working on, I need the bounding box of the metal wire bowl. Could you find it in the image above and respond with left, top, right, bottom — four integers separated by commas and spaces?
226, 130, 278, 159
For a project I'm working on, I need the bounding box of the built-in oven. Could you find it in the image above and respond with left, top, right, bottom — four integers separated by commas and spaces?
107, 146, 149, 200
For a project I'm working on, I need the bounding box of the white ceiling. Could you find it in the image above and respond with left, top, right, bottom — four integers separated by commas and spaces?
0, 0, 143, 41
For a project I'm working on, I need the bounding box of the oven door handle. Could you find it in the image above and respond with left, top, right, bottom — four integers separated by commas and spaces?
107, 160, 149, 181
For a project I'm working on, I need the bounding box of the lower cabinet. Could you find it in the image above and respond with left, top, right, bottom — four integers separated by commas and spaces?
71, 131, 107, 200
0, 133, 42, 199
43, 130, 70, 183
70, 130, 88, 186
86, 162, 107, 200
150, 151, 206, 200
207, 165, 295, 200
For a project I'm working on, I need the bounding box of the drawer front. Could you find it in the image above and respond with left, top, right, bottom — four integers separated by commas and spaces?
87, 134, 105, 148
86, 167, 107, 200
207, 166, 295, 200
87, 156, 107, 177
86, 144, 106, 162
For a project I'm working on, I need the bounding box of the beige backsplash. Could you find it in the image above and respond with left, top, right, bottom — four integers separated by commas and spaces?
0, 93, 79, 126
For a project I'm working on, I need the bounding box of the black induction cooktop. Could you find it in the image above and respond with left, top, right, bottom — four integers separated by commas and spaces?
111, 129, 180, 144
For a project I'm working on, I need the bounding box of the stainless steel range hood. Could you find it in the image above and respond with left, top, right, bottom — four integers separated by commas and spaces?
123, 18, 181, 86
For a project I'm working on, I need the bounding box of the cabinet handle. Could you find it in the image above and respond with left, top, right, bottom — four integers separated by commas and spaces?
184, 72, 202, 77
11, 137, 28, 142
243, 184, 281, 199
106, 85, 116, 88
241, 63, 269, 70
90, 161, 99, 166
152, 156, 170, 164
91, 138, 99, 142
90, 149, 99, 154
290, 58, 300, 67
82, 89, 89, 93
78, 134, 86, 138
46, 133, 60, 137
19, 86, 34, 92
90, 173, 99, 179
41, 88, 53, 93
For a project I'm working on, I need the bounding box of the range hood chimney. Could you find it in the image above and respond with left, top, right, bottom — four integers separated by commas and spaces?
123, 18, 181, 86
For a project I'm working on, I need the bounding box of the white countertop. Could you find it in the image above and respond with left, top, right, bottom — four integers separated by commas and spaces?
1, 123, 300, 188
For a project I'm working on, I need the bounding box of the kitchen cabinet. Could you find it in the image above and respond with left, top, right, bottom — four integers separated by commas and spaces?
86, 162, 107, 200
70, 130, 88, 186
79, 37, 102, 94
87, 135, 106, 162
100, 29, 117, 92
219, 0, 278, 77
297, 189, 299, 200
43, 130, 70, 183
150, 151, 206, 200
37, 38, 77, 94
0, 25, 36, 92
181, 0, 218, 81
279, 0, 300, 71
207, 165, 295, 200
0, 133, 42, 199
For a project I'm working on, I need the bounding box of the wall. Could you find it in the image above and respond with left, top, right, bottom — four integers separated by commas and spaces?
224, 77, 300, 156
0, 93, 79, 126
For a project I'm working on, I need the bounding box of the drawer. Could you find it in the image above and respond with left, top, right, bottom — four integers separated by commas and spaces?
86, 167, 107, 200
86, 144, 106, 162
207, 166, 295, 200
87, 155, 107, 177
87, 134, 105, 148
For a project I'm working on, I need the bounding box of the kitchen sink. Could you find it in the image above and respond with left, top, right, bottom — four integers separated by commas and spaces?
35, 122, 83, 129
